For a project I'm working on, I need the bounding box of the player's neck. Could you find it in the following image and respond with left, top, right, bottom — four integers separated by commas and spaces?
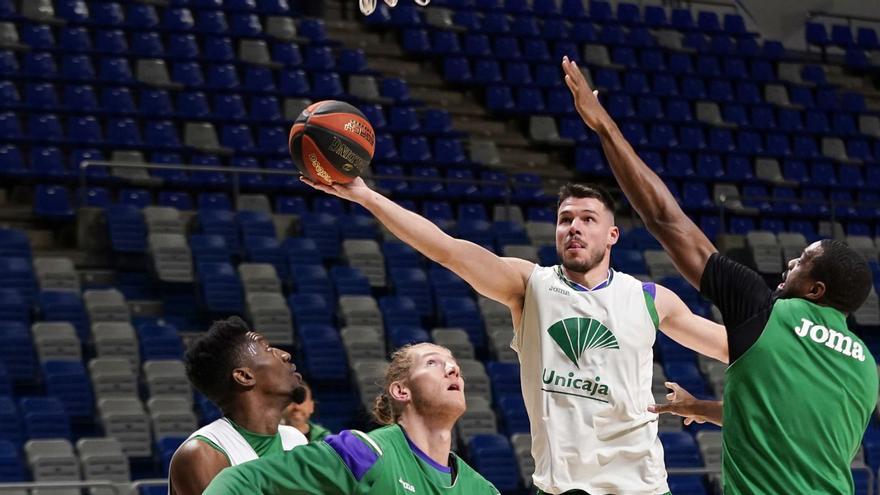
397, 415, 453, 467
562, 259, 612, 289
225, 396, 285, 436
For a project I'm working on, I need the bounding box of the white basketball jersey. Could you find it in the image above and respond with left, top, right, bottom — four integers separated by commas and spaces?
514, 266, 669, 495
182, 418, 307, 465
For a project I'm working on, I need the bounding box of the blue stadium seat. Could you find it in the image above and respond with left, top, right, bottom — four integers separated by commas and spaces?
169, 34, 201, 59
290, 265, 334, 302
438, 297, 484, 349
387, 326, 431, 348
298, 324, 347, 381
667, 475, 708, 495
467, 435, 520, 492
302, 213, 341, 260
197, 262, 244, 314
0, 322, 35, 383
0, 439, 25, 481
99, 56, 133, 83
21, 396, 71, 440
43, 361, 94, 418
138, 323, 184, 361
390, 267, 432, 316
659, 432, 702, 467
34, 185, 74, 220
289, 293, 334, 327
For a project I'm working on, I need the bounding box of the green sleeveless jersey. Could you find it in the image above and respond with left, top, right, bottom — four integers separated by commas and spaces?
204, 424, 500, 495
722, 298, 878, 494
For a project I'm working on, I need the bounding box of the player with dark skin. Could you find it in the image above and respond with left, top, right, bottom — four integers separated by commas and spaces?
168, 317, 304, 495
649, 381, 723, 426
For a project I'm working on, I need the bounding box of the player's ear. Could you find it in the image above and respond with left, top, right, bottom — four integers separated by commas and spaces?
232, 367, 256, 387
389, 381, 410, 403
608, 224, 619, 246
805, 280, 826, 302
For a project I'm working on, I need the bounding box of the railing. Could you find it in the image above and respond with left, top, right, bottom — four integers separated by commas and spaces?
0, 478, 167, 493
807, 10, 880, 29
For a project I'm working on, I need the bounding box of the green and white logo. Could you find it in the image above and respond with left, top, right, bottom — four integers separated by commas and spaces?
547, 317, 619, 368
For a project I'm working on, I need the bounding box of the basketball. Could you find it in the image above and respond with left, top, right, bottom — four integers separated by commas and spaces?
289, 100, 375, 186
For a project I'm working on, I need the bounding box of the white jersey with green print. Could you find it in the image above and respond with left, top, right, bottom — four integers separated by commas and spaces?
513, 265, 669, 495
183, 417, 307, 465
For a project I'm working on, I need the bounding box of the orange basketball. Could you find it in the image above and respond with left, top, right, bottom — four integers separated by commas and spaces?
288, 100, 375, 185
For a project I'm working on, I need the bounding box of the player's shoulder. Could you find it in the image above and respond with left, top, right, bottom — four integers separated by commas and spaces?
170, 436, 229, 472
320, 428, 386, 481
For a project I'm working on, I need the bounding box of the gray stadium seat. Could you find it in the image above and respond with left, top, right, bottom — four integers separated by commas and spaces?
644, 250, 678, 279
696, 431, 723, 467
98, 398, 152, 458
284, 98, 313, 120
343, 239, 386, 288
822, 137, 859, 163
425, 7, 454, 28
859, 115, 880, 139
582, 44, 615, 67
0, 22, 27, 50
777, 63, 804, 84
502, 245, 538, 263
468, 140, 501, 167
529, 116, 574, 145
746, 231, 783, 274
236, 194, 272, 214
34, 256, 80, 292
352, 359, 389, 408
93, 322, 140, 367
246, 292, 294, 345
143, 206, 184, 234
456, 396, 497, 443
25, 439, 80, 481
854, 289, 880, 327
342, 326, 386, 362
22, 0, 60, 22
147, 397, 198, 441
136, 59, 182, 89
778, 232, 807, 262
431, 328, 475, 360
655, 30, 685, 51
525, 222, 555, 246
239, 263, 282, 294
348, 75, 389, 104
511, 433, 535, 488
184, 122, 231, 155
33, 322, 82, 363
493, 205, 524, 224
339, 296, 383, 327
712, 183, 757, 214
239, 39, 281, 68
265, 16, 299, 41
488, 327, 517, 362
149, 233, 194, 283
754, 158, 795, 186
696, 101, 733, 128
764, 84, 796, 107
110, 151, 156, 184
143, 360, 191, 400
77, 437, 131, 483
89, 357, 138, 398
458, 359, 491, 400
84, 289, 131, 323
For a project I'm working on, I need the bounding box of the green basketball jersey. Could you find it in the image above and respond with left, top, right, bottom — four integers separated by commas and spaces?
722, 298, 878, 494
205, 424, 500, 495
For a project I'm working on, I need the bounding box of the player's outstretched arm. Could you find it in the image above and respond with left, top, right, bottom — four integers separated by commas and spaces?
167, 439, 230, 495
561, 56, 716, 289
300, 176, 533, 308
648, 382, 723, 427
654, 284, 728, 363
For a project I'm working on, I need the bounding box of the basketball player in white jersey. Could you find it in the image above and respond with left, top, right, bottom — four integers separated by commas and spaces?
168, 316, 308, 495
301, 172, 728, 494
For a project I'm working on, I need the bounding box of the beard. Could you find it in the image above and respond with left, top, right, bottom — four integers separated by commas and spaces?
558, 245, 606, 274
411, 389, 466, 423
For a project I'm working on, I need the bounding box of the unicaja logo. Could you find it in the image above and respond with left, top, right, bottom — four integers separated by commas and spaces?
793, 318, 866, 361
548, 317, 619, 368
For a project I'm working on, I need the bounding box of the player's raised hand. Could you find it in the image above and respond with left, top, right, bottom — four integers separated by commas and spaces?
648, 382, 707, 426
561, 56, 612, 132
300, 175, 373, 205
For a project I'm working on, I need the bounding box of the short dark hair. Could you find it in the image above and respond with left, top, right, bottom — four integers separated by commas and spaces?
809, 239, 873, 314
185, 316, 252, 410
557, 183, 616, 215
